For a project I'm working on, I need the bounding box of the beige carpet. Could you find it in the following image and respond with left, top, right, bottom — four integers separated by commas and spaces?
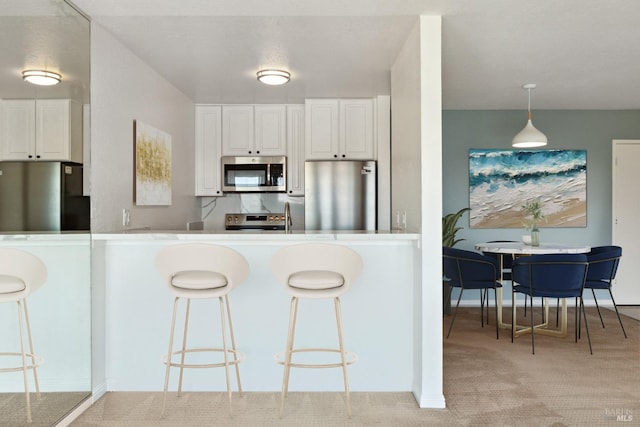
69, 306, 639, 426
0, 392, 90, 427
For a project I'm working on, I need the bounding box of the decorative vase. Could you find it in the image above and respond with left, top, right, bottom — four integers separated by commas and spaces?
530, 226, 540, 246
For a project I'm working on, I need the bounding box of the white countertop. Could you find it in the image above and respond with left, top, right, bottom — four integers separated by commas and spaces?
474, 241, 591, 254
0, 232, 91, 242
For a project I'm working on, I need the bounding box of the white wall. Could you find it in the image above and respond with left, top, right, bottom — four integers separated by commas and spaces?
90, 23, 200, 232
391, 16, 444, 408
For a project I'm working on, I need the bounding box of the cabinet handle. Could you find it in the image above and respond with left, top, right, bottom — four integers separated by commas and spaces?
342, 154, 346, 158
36, 155, 41, 159
248, 151, 252, 154
256, 150, 260, 154
334, 154, 338, 158
28, 155, 33, 158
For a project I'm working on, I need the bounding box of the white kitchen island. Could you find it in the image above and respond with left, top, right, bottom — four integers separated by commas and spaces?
91, 231, 419, 395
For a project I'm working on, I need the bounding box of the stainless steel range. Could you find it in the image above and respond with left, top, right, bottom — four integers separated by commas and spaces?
225, 213, 286, 231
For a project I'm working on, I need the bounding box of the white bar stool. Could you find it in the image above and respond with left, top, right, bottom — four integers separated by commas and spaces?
0, 248, 47, 423
155, 243, 249, 417
271, 243, 363, 418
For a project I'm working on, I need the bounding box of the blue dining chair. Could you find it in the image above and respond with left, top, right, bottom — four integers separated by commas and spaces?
511, 253, 592, 354
584, 246, 626, 338
443, 247, 502, 339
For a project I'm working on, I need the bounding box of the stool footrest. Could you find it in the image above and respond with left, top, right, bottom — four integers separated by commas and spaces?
162, 348, 245, 369
0, 352, 43, 373
274, 348, 358, 369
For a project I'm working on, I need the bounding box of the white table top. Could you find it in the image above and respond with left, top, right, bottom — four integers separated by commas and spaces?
474, 241, 591, 255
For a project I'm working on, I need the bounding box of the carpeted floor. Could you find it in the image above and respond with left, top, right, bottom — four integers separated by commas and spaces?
0, 392, 90, 427
66, 305, 639, 427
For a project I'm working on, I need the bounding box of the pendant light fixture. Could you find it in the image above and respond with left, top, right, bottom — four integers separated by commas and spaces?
22, 70, 62, 86
512, 83, 547, 148
256, 69, 290, 86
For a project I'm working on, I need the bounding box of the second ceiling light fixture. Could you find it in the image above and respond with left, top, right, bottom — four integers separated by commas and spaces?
512, 83, 547, 148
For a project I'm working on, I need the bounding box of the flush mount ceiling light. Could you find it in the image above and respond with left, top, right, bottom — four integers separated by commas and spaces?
512, 83, 548, 148
22, 70, 62, 86
256, 69, 290, 86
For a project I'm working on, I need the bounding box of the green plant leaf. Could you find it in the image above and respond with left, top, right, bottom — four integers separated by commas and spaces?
442, 207, 470, 247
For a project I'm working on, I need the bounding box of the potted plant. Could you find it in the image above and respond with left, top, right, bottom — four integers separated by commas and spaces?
522, 199, 546, 246
442, 207, 470, 314
443, 207, 470, 247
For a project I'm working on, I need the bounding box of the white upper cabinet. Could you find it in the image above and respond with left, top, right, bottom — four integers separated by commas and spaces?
0, 99, 82, 162
305, 98, 375, 160
254, 105, 287, 156
286, 105, 305, 196
222, 105, 286, 156
195, 105, 223, 196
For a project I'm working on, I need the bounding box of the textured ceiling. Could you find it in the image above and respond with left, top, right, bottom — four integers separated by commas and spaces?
5, 0, 640, 109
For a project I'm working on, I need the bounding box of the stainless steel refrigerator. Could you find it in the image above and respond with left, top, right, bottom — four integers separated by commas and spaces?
305, 160, 376, 230
0, 162, 90, 231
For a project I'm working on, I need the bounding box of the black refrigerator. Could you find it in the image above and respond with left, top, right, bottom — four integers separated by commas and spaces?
0, 161, 90, 231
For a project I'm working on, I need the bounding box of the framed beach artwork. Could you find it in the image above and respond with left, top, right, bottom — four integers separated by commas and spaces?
134, 120, 172, 206
469, 149, 587, 229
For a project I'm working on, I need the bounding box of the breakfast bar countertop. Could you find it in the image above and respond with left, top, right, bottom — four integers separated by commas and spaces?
91, 229, 420, 242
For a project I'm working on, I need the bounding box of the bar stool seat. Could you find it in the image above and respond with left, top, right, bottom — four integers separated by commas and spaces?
156, 243, 249, 417
0, 249, 47, 423
271, 243, 363, 418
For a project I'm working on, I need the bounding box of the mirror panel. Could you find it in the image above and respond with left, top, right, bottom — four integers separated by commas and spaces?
0, 1, 91, 425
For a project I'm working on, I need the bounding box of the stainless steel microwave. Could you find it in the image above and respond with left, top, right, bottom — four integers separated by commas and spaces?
221, 156, 287, 193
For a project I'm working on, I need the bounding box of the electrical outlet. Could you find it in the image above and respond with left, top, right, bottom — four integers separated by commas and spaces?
122, 209, 131, 227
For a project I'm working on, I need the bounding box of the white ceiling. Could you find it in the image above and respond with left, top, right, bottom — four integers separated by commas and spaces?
8, 0, 640, 109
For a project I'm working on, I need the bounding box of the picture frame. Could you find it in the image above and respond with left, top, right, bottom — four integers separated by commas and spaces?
469, 149, 587, 229
134, 120, 172, 206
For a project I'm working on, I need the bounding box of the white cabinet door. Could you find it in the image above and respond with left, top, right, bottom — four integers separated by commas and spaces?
36, 99, 71, 161
286, 105, 305, 196
0, 99, 81, 162
1, 100, 35, 160
222, 105, 254, 156
195, 105, 223, 196
255, 105, 286, 155
305, 98, 374, 160
305, 99, 339, 159
341, 99, 375, 159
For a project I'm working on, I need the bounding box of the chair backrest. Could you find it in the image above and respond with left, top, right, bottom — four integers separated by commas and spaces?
155, 243, 249, 292
442, 246, 500, 287
0, 248, 47, 302
512, 253, 588, 298
271, 243, 363, 294
586, 245, 622, 282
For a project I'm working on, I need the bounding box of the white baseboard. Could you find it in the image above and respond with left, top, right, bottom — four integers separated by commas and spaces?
412, 390, 446, 408
55, 395, 93, 427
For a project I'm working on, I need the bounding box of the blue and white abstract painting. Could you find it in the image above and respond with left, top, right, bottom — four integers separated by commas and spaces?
469, 149, 587, 228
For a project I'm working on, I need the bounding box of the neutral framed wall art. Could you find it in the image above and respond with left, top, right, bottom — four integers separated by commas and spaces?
134, 120, 172, 206
469, 149, 586, 229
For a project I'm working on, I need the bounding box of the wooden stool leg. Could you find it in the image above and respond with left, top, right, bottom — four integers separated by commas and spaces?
17, 301, 32, 423
177, 299, 191, 396
22, 300, 40, 400
219, 297, 233, 416
162, 297, 180, 418
334, 297, 352, 418
280, 296, 298, 418
224, 295, 243, 393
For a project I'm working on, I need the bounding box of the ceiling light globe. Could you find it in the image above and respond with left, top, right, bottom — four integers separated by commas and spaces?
22, 70, 61, 86
257, 69, 290, 85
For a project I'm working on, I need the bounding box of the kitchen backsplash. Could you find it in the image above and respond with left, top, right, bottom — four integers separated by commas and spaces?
201, 193, 304, 230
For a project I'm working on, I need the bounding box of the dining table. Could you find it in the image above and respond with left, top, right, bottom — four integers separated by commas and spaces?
474, 241, 591, 338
